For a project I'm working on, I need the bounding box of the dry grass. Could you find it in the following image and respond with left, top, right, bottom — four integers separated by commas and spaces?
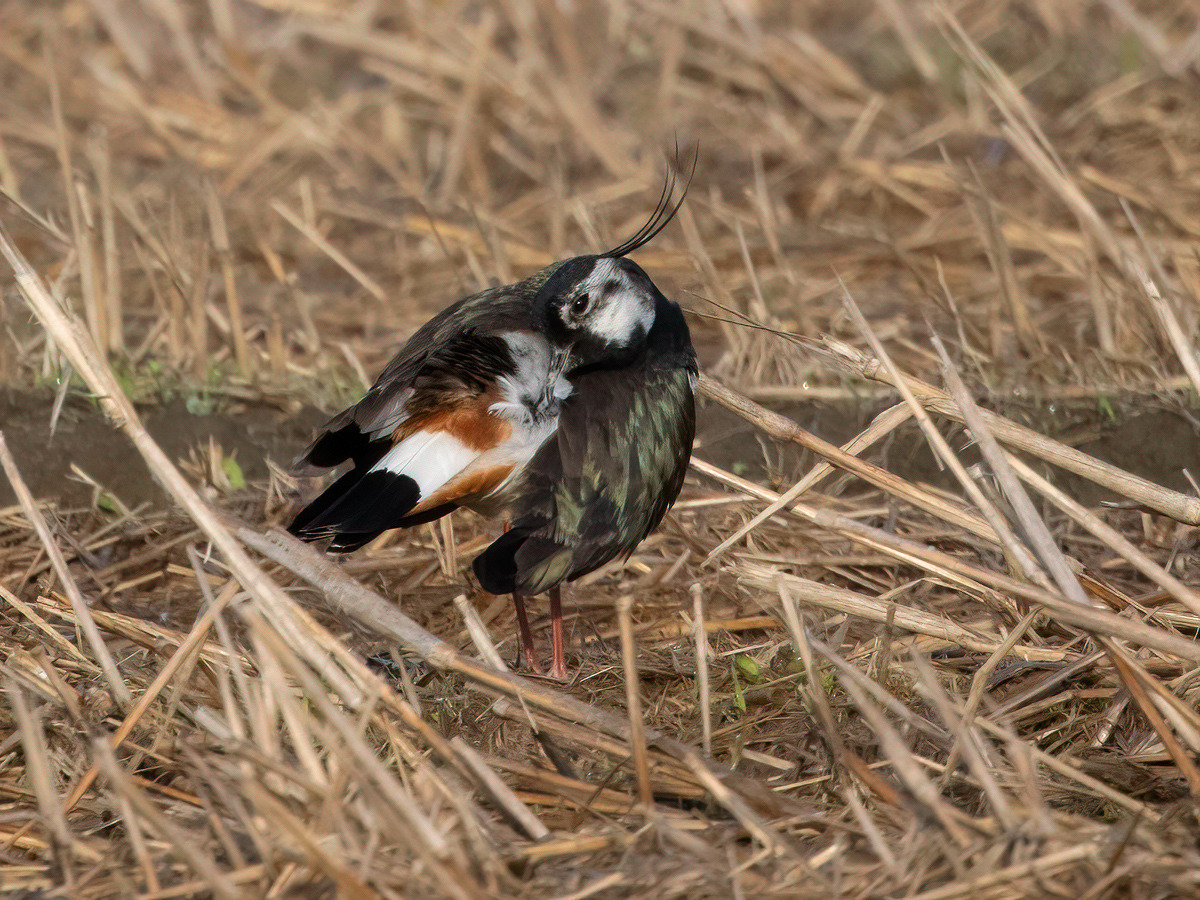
2, 1, 1200, 897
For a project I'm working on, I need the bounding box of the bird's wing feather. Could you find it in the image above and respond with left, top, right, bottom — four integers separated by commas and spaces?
474, 360, 696, 596
291, 406, 521, 551
290, 285, 563, 551
294, 280, 550, 471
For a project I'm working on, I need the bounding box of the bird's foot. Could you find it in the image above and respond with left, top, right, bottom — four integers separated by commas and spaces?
518, 645, 544, 676
511, 588, 570, 679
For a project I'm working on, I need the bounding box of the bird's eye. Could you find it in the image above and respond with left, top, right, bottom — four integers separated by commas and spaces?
570, 293, 590, 316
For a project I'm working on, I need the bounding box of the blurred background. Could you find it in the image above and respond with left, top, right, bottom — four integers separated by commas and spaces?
4, 0, 1198, 508
3, 1, 1198, 392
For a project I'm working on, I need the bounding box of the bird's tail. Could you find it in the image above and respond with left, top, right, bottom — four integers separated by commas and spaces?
473, 528, 572, 596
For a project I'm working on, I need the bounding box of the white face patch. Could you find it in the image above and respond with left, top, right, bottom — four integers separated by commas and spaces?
575, 258, 655, 347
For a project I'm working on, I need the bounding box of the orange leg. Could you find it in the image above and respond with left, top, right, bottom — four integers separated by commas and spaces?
511, 592, 542, 675
505, 524, 567, 679
502, 522, 544, 674
510, 587, 567, 679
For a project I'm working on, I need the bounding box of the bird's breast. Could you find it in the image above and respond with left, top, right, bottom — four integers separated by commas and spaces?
465, 331, 573, 515
488, 331, 573, 428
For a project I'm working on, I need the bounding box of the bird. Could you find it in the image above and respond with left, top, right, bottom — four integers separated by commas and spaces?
289, 173, 697, 679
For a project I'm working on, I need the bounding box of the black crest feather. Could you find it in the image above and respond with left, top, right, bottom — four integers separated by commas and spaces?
601, 143, 697, 259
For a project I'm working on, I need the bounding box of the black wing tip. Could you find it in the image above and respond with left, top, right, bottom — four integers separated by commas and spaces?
601, 141, 699, 260
296, 421, 380, 471
289, 466, 359, 535
314, 530, 385, 553
290, 470, 422, 548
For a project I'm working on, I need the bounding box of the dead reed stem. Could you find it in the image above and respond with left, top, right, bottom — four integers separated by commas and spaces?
695, 456, 1200, 662
0, 432, 131, 706
617, 595, 653, 809
691, 583, 712, 757
803, 339, 1200, 525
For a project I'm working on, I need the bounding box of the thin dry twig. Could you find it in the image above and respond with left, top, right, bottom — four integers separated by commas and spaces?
0, 432, 131, 706
617, 595, 653, 809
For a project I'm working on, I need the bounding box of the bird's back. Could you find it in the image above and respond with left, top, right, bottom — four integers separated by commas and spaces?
290, 266, 569, 551
473, 296, 697, 596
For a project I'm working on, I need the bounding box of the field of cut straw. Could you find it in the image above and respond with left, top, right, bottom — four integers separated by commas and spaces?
2, 1, 1200, 897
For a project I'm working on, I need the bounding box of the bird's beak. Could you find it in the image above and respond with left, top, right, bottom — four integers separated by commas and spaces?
550, 346, 572, 375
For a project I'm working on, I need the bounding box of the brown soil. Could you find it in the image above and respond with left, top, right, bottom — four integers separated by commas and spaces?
0, 387, 325, 509
6, 385, 1195, 514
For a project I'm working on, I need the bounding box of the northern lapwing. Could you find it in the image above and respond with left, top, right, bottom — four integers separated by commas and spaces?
290, 176, 697, 678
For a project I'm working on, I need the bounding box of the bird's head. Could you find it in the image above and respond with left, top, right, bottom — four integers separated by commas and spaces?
533, 151, 695, 367
533, 255, 665, 366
